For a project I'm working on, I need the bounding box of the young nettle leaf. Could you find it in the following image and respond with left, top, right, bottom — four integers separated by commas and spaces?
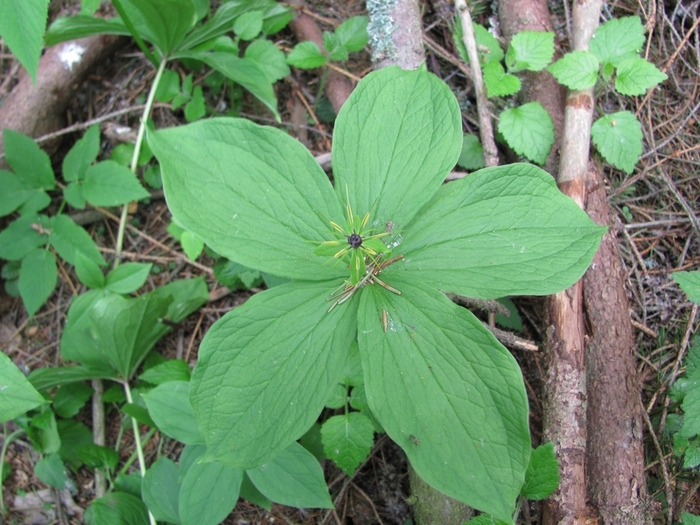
591, 110, 643, 174
458, 134, 485, 170
614, 56, 667, 96
287, 41, 327, 69
546, 50, 600, 90
0, 130, 55, 216
498, 102, 555, 165
521, 442, 560, 500
590, 16, 645, 69
149, 66, 604, 520
453, 20, 504, 66
321, 412, 374, 476
483, 61, 521, 98
505, 30, 554, 73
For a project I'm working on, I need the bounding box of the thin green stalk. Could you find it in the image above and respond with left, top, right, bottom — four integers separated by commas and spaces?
116, 428, 156, 479
114, 57, 168, 268
0, 425, 26, 515
123, 382, 157, 525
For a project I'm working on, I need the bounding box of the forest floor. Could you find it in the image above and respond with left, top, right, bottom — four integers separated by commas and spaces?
1, 0, 699, 524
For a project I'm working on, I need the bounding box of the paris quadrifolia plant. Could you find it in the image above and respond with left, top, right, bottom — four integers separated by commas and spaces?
147, 66, 605, 520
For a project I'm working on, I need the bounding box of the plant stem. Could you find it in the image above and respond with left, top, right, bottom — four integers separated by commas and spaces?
111, 0, 160, 67
0, 425, 26, 516
123, 382, 157, 525
114, 57, 168, 268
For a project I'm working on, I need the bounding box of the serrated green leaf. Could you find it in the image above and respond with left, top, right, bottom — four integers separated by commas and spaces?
674, 272, 700, 305
48, 214, 106, 267
20, 248, 57, 317
35, 454, 68, 489
184, 85, 206, 122
3, 131, 54, 189
333, 67, 462, 231
0, 170, 45, 217
0, 0, 49, 82
78, 443, 120, 470
457, 134, 485, 170
453, 21, 504, 66
64, 182, 87, 209
149, 117, 342, 280
57, 419, 93, 470
547, 51, 599, 90
482, 61, 521, 97
53, 381, 93, 418
495, 298, 522, 331
287, 41, 327, 69
321, 412, 374, 475
323, 30, 346, 61
325, 383, 348, 409
590, 16, 645, 67
88, 491, 150, 525
246, 442, 332, 508
392, 163, 606, 299
614, 56, 667, 96
506, 30, 554, 72
190, 279, 356, 468
358, 277, 530, 520
75, 252, 106, 289
179, 459, 242, 525
233, 10, 263, 40
684, 442, 700, 469
0, 352, 47, 422
82, 160, 150, 206
521, 442, 559, 500
142, 457, 181, 524
682, 513, 700, 525
498, 102, 555, 164
335, 15, 369, 53
681, 378, 700, 437
105, 262, 152, 294
182, 51, 280, 120
0, 214, 47, 260
63, 125, 100, 182
139, 360, 191, 385
590, 111, 643, 174
142, 380, 202, 444
245, 39, 290, 83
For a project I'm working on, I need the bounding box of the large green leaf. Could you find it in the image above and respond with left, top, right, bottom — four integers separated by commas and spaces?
29, 365, 114, 391
148, 118, 343, 281
82, 160, 150, 207
0, 0, 49, 82
190, 279, 356, 468
179, 456, 243, 525
358, 276, 530, 520
45, 15, 129, 47
246, 442, 333, 508
332, 66, 462, 230
120, 0, 196, 55
87, 492, 150, 525
142, 381, 203, 444
0, 352, 47, 422
392, 163, 605, 298
142, 457, 181, 524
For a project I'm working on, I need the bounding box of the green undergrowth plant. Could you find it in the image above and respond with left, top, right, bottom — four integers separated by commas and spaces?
287, 15, 369, 69
147, 65, 605, 520
453, 15, 666, 173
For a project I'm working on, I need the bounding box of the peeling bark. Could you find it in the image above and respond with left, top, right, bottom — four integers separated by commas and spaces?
541, 1, 603, 524
584, 164, 652, 525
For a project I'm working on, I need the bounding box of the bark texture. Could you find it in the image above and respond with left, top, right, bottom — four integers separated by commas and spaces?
287, 0, 353, 113
0, 35, 125, 163
542, 1, 603, 523
583, 164, 652, 525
